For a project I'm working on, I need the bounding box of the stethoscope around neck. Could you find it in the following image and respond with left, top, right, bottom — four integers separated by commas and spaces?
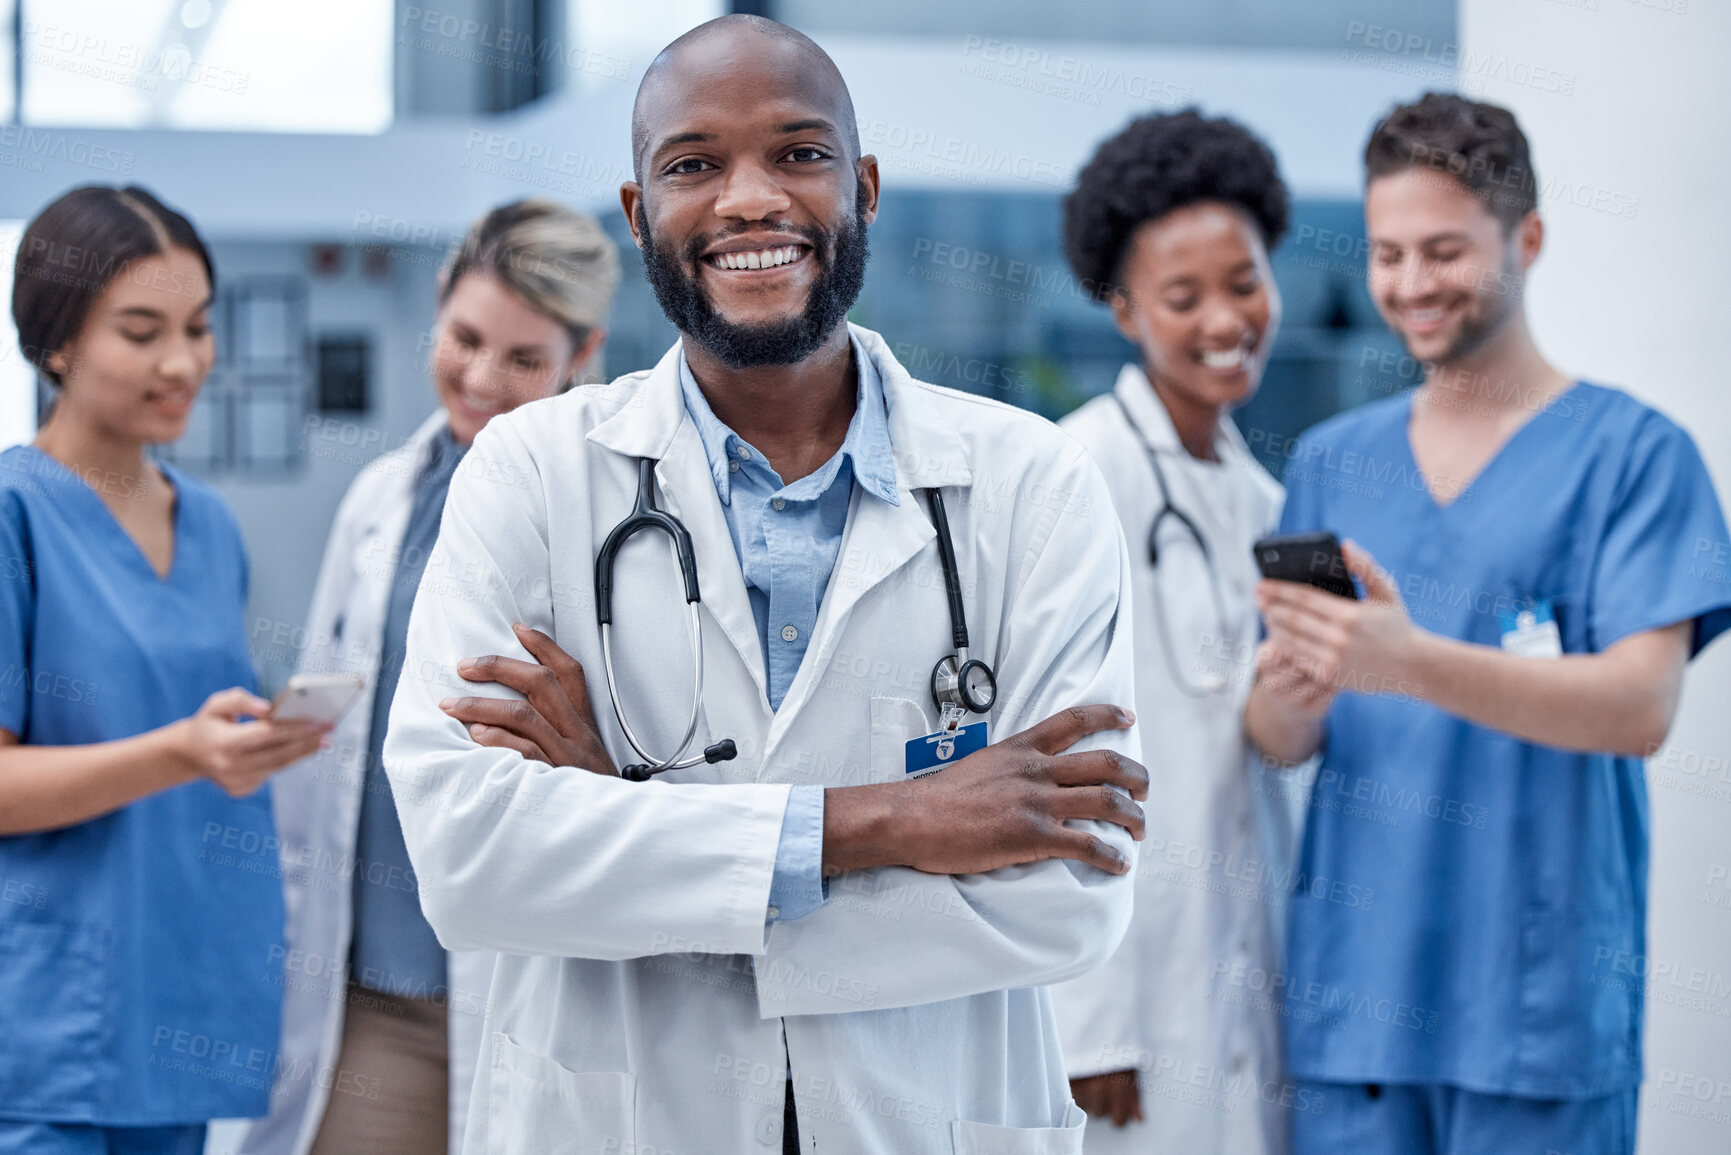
594, 458, 996, 781
1115, 394, 1232, 697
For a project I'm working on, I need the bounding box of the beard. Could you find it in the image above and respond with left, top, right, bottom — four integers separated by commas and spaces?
637, 182, 870, 369
1408, 244, 1524, 365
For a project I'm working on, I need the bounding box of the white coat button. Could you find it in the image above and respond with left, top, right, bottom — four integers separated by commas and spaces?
766, 906, 781, 920
772, 497, 786, 511
781, 625, 799, 642
756, 1112, 782, 1146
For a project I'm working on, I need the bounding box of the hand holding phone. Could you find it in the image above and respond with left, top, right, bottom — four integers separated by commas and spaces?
1252, 532, 1359, 599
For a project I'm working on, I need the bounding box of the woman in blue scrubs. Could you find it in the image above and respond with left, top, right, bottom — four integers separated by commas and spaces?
1246, 94, 1731, 1155
0, 187, 328, 1154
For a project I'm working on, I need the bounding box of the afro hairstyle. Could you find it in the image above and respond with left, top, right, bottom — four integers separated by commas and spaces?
1063, 108, 1289, 299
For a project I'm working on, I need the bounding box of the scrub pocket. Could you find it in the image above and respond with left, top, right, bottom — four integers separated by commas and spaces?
1516, 908, 1635, 1085
486, 1033, 635, 1155
869, 696, 932, 783
951, 1101, 1087, 1155
0, 922, 109, 1111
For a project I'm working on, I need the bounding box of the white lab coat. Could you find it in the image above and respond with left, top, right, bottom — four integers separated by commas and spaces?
383, 325, 1140, 1155
1050, 365, 1292, 1155
239, 412, 494, 1155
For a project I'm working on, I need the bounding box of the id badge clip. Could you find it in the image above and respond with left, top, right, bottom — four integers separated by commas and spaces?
1498, 598, 1562, 659
905, 703, 988, 777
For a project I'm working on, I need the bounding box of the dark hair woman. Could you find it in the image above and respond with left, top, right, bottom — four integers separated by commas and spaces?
0, 185, 328, 1154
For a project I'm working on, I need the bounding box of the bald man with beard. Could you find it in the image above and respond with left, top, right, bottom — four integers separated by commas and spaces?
384, 16, 1147, 1154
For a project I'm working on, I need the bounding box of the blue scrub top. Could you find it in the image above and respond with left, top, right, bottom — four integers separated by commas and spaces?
1274, 383, 1731, 1099
0, 446, 284, 1125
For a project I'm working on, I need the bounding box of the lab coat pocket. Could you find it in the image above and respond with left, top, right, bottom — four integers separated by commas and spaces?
950, 1101, 1087, 1155
869, 695, 932, 783
486, 1033, 635, 1155
0, 922, 109, 1109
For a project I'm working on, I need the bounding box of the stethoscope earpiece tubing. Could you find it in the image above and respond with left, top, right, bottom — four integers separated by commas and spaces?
596, 458, 723, 778
923, 488, 971, 653
596, 459, 701, 626
1114, 394, 1231, 697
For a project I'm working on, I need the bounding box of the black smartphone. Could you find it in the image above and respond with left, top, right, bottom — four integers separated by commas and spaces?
1252, 532, 1359, 599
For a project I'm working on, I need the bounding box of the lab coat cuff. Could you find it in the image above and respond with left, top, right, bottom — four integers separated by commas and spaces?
765, 785, 826, 922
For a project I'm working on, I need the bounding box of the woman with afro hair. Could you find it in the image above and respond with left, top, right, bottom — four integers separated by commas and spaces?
1049, 109, 1295, 1155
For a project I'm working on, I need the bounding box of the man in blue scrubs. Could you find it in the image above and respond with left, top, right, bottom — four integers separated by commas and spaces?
1246, 92, 1731, 1155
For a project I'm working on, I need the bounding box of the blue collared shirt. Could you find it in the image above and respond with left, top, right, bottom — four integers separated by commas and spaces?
678, 336, 899, 921
352, 426, 466, 998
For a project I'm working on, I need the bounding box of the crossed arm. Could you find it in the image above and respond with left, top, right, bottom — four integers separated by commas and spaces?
443, 622, 1148, 879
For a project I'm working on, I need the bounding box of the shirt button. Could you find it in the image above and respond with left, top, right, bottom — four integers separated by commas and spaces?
781, 625, 799, 643
729, 460, 741, 474
772, 497, 786, 511
766, 905, 781, 920
735, 445, 751, 460
755, 1112, 782, 1146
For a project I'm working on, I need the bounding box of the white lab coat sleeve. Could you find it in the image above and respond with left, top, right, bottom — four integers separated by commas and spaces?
383, 420, 791, 961
756, 442, 1139, 1017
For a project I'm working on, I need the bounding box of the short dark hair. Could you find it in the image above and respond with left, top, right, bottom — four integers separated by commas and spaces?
1364, 92, 1537, 229
11, 184, 215, 387
1063, 108, 1289, 298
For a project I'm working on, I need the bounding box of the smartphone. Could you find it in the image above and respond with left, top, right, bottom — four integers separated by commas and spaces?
269, 674, 365, 725
1252, 532, 1359, 599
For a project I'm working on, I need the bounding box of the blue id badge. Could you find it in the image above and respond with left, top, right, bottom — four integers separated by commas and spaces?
1498, 597, 1562, 658
905, 721, 988, 777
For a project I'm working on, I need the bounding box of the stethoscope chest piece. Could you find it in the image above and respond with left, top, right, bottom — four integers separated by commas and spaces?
921, 487, 998, 721
931, 654, 996, 715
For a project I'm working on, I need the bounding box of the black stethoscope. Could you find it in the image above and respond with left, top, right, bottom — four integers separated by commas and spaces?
1115, 394, 1230, 697
594, 458, 996, 780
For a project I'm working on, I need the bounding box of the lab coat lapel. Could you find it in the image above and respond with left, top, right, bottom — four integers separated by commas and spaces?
767, 328, 970, 739
588, 344, 771, 710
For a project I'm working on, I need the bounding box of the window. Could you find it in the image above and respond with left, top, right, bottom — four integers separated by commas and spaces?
159, 276, 311, 475
19, 0, 392, 132
771, 0, 1453, 52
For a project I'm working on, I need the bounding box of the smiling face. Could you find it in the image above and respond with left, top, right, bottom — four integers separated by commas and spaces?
621, 23, 878, 369
1365, 167, 1537, 365
429, 271, 586, 445
1111, 202, 1280, 414
46, 247, 215, 446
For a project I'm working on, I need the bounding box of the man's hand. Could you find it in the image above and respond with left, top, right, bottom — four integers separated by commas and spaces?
824, 704, 1147, 878
1071, 1069, 1143, 1127
440, 622, 618, 776
1255, 539, 1418, 697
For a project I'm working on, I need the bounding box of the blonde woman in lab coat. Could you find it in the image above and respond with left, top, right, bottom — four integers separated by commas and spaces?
239, 200, 617, 1155
1052, 110, 1297, 1154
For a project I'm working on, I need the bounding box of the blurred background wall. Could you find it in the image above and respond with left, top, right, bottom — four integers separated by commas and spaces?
0, 1, 1724, 1149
